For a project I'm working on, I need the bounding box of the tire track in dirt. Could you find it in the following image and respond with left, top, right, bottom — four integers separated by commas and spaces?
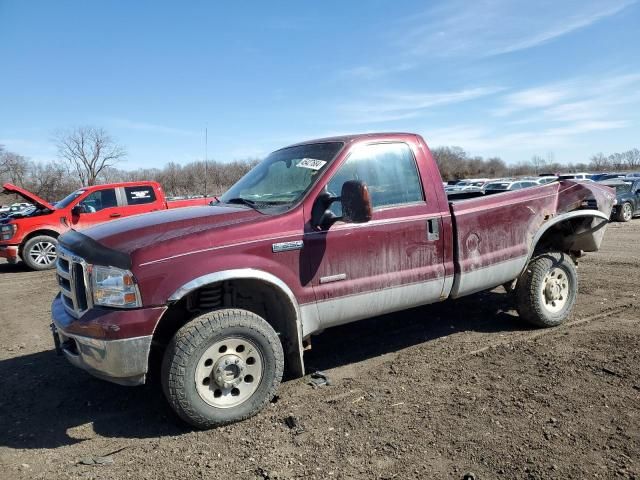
465, 300, 636, 357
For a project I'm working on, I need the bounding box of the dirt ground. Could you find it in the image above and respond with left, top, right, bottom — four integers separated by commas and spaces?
0, 221, 638, 480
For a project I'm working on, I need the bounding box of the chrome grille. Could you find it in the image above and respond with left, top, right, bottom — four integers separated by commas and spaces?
57, 246, 91, 318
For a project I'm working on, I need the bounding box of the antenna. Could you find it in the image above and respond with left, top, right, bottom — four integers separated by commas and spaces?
204, 126, 208, 197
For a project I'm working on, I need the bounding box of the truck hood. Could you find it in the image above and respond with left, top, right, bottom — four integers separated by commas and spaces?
77, 204, 263, 261
2, 183, 56, 211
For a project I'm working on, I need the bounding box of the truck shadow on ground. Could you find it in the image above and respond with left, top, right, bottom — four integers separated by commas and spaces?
304, 289, 533, 372
0, 290, 532, 449
0, 261, 32, 274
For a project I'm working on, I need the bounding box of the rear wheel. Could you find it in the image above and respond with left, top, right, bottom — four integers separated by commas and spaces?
161, 308, 284, 429
516, 252, 577, 327
22, 235, 58, 270
616, 202, 633, 222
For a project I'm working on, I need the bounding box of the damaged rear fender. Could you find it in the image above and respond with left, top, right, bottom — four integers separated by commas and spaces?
524, 209, 610, 270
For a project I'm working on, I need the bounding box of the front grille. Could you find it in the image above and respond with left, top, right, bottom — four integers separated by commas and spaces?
57, 246, 91, 318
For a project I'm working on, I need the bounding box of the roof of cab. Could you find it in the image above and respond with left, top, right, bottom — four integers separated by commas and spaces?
282, 132, 419, 150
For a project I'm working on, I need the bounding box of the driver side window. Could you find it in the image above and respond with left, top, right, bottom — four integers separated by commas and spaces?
327, 142, 423, 216
79, 189, 117, 213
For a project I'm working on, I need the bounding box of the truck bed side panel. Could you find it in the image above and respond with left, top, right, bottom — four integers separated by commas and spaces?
449, 183, 560, 298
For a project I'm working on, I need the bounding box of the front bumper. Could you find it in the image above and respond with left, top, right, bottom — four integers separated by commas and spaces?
51, 294, 166, 386
0, 245, 19, 263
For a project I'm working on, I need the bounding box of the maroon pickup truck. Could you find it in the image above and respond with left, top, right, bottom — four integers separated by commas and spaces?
50, 133, 615, 428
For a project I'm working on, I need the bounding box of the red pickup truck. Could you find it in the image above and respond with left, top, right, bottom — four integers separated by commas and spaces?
0, 181, 213, 270
50, 133, 615, 428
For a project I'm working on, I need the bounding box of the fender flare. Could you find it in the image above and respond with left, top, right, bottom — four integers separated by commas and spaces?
523, 209, 609, 270
168, 268, 305, 377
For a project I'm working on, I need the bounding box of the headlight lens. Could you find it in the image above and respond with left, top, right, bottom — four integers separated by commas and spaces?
90, 265, 141, 308
0, 224, 16, 241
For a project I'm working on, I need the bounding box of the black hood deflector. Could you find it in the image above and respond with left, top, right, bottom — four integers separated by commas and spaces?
59, 230, 132, 270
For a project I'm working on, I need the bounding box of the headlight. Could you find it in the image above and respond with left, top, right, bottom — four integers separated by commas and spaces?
89, 265, 142, 308
0, 224, 17, 241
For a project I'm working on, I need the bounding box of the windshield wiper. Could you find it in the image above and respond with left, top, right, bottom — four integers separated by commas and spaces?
224, 197, 259, 209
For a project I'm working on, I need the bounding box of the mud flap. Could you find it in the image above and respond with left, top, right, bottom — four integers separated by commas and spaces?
50, 323, 62, 356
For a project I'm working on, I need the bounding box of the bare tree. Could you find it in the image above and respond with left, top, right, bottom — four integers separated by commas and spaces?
0, 148, 30, 185
588, 153, 609, 171
56, 127, 126, 186
530, 155, 546, 174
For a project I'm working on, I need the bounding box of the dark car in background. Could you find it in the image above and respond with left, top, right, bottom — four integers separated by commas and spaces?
591, 173, 625, 182
599, 178, 640, 222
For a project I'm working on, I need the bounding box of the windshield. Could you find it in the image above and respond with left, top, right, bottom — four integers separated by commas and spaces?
220, 142, 344, 209
55, 190, 84, 208
612, 183, 632, 194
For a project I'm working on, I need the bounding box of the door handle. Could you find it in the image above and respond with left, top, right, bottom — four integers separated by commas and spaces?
427, 218, 440, 241
110, 213, 121, 218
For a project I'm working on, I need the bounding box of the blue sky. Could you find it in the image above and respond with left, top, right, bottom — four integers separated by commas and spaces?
1, 0, 639, 169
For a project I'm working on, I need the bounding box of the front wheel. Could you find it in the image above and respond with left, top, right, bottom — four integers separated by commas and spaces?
516, 252, 578, 327
22, 235, 58, 270
616, 202, 633, 222
161, 308, 284, 429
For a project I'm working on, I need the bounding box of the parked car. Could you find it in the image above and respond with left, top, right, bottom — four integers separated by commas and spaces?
558, 173, 593, 181
446, 178, 491, 193
50, 132, 615, 428
590, 173, 625, 182
599, 178, 640, 222
0, 182, 215, 270
483, 179, 539, 193
535, 176, 558, 185
0, 202, 32, 217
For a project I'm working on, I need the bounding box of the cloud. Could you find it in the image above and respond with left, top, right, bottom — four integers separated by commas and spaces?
337, 62, 416, 81
108, 118, 197, 136
487, 1, 635, 55
495, 72, 640, 121
339, 86, 503, 123
423, 119, 629, 155
397, 0, 635, 58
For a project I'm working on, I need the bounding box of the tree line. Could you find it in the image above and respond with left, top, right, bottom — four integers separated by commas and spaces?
1, 126, 639, 203
430, 146, 640, 180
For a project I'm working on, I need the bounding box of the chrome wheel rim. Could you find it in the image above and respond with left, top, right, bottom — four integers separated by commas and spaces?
29, 241, 57, 265
541, 267, 569, 313
623, 203, 632, 221
194, 336, 263, 408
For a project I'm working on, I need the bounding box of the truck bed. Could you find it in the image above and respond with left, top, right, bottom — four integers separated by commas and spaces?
448, 183, 561, 298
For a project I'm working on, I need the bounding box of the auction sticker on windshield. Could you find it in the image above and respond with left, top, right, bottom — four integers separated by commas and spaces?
296, 158, 327, 170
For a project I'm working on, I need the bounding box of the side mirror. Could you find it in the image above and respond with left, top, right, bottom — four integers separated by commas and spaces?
71, 205, 85, 216
311, 187, 340, 229
311, 181, 373, 229
341, 180, 373, 223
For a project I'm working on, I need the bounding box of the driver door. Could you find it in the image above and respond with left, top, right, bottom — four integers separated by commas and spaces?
303, 142, 446, 330
70, 188, 120, 230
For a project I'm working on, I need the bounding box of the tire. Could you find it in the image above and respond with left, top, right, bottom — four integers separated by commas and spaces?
516, 252, 578, 328
616, 202, 633, 222
161, 308, 284, 429
21, 235, 58, 270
